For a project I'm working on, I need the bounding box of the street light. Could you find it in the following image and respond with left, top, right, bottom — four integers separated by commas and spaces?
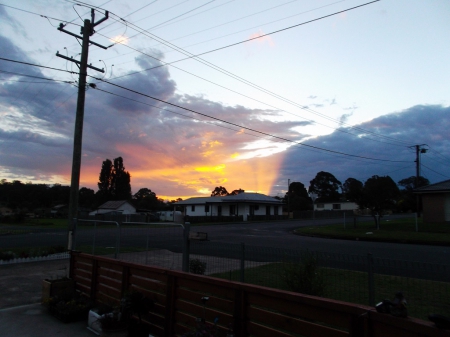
309, 192, 317, 225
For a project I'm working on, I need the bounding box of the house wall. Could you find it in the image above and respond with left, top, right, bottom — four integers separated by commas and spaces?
91, 202, 136, 215
314, 202, 357, 211
183, 203, 282, 221
446, 194, 450, 222
422, 193, 446, 223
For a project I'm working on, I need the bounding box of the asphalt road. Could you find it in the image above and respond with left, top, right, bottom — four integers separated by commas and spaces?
2, 215, 449, 268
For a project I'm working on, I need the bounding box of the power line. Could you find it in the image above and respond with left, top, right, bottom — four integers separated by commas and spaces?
0, 3, 81, 27
90, 74, 410, 164
100, 1, 410, 147
421, 163, 450, 180
0, 69, 74, 83
0, 57, 77, 75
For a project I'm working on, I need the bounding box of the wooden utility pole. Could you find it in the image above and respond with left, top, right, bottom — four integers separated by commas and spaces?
410, 144, 427, 218
57, 9, 108, 249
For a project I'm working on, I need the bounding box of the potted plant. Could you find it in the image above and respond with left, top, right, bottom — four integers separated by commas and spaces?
46, 293, 93, 323
42, 277, 75, 304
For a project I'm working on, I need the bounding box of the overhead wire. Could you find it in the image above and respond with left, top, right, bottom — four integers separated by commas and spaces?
96, 9, 412, 148
92, 85, 408, 166
89, 73, 410, 164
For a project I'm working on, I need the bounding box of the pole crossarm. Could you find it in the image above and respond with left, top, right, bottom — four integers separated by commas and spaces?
57, 24, 108, 50
56, 52, 105, 73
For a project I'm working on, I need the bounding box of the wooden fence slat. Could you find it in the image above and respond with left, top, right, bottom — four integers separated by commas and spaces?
248, 306, 349, 337
129, 275, 167, 293
177, 277, 235, 299
247, 291, 354, 328
130, 267, 167, 283
248, 321, 294, 337
177, 288, 234, 313
176, 300, 233, 327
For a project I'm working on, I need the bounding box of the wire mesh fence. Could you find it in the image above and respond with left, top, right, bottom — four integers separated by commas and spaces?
0, 226, 69, 263
72, 220, 450, 320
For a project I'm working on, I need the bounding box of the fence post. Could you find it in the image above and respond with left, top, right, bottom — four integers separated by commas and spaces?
72, 218, 77, 251
115, 221, 120, 259
93, 221, 97, 256
240, 242, 245, 283
182, 222, 191, 272
367, 253, 375, 306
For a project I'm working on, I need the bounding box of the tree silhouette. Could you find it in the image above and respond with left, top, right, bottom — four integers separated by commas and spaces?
284, 181, 311, 211
211, 186, 229, 196
96, 157, 131, 203
309, 171, 342, 202
342, 178, 364, 206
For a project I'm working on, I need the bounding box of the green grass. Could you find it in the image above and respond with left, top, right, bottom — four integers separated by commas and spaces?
0, 218, 68, 228
0, 245, 67, 260
294, 218, 450, 244
75, 245, 150, 256
210, 263, 450, 321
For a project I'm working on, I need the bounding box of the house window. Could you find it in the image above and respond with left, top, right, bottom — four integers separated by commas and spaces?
191, 205, 195, 212
317, 203, 324, 209
230, 205, 236, 215
218, 205, 222, 216
266, 205, 270, 215
332, 204, 341, 210
274, 206, 279, 215
254, 205, 259, 211
205, 204, 210, 212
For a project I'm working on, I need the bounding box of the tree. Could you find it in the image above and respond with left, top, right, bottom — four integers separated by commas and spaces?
397, 176, 429, 212
342, 178, 364, 207
133, 188, 160, 210
363, 175, 400, 228
211, 186, 229, 197
97, 159, 113, 204
284, 181, 311, 211
229, 188, 245, 195
96, 157, 132, 204
308, 171, 342, 202
398, 176, 430, 191
111, 157, 132, 200
78, 187, 95, 208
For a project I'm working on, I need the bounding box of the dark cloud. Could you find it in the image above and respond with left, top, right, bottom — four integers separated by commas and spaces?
276, 105, 450, 193
1, 32, 448, 197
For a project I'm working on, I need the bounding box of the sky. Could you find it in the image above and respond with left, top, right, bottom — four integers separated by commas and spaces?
0, 0, 449, 200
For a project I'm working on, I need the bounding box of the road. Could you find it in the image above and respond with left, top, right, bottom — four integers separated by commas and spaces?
3, 215, 448, 266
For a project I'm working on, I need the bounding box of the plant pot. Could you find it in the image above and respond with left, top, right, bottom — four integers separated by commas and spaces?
42, 278, 75, 304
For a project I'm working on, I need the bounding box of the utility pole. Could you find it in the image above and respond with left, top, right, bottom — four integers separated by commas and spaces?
409, 144, 427, 217
288, 179, 290, 220
57, 9, 108, 249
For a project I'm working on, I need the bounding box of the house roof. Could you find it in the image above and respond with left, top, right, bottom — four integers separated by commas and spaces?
414, 179, 450, 193
97, 200, 134, 209
176, 192, 282, 205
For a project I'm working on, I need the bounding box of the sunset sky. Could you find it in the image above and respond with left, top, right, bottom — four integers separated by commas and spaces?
0, 0, 449, 200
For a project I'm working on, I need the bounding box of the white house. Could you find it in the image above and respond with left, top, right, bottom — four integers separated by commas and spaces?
314, 201, 358, 211
89, 200, 136, 216
175, 192, 283, 221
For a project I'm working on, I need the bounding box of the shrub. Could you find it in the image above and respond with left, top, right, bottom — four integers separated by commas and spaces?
282, 251, 326, 297
189, 259, 207, 275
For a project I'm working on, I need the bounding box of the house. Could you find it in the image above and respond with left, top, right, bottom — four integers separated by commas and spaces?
89, 200, 136, 216
175, 192, 283, 221
314, 201, 358, 211
414, 179, 450, 223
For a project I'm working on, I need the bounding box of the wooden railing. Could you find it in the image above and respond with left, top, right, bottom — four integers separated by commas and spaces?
70, 252, 449, 337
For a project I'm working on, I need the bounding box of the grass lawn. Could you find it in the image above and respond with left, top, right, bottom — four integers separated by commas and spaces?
294, 217, 450, 244
0, 218, 68, 228
211, 263, 450, 321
